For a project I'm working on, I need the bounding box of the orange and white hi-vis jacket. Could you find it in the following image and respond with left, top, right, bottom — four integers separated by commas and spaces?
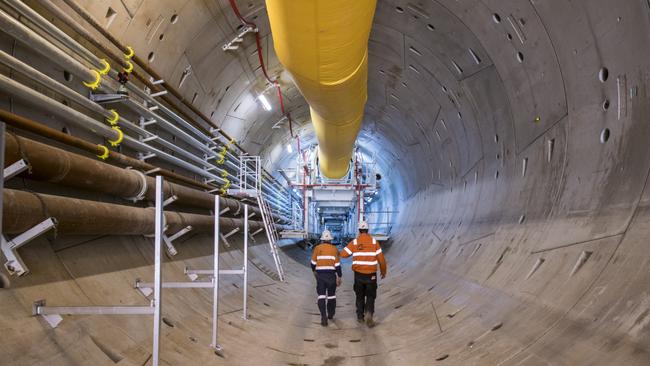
341, 233, 387, 276
311, 243, 342, 277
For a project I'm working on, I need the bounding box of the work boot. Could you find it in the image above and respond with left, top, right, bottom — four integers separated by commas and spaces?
357, 315, 364, 323
328, 313, 334, 320
321, 316, 328, 327
365, 312, 375, 328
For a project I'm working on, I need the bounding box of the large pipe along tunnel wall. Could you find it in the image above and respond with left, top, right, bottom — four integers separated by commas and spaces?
0, 0, 649, 365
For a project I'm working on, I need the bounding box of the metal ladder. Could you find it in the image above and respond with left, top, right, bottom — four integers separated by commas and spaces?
256, 193, 285, 282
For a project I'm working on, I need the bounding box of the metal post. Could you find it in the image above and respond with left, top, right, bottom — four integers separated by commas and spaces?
0, 121, 5, 246
303, 189, 309, 235
212, 195, 221, 351
243, 204, 248, 320
152, 176, 164, 366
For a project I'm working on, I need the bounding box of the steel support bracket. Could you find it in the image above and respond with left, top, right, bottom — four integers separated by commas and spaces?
89, 92, 129, 104
185, 267, 245, 278
135, 279, 214, 290
141, 135, 159, 143
227, 189, 257, 198
2, 218, 56, 276
223, 228, 239, 240
4, 159, 29, 180
221, 26, 257, 51
163, 195, 178, 207
33, 298, 155, 328
32, 299, 63, 328
220, 233, 231, 248
138, 152, 156, 161
142, 119, 157, 127
149, 90, 167, 98
162, 225, 192, 257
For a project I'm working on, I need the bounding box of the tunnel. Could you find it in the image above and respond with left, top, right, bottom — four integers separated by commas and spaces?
0, 0, 649, 365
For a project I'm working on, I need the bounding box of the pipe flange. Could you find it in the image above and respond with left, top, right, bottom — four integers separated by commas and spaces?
124, 168, 148, 202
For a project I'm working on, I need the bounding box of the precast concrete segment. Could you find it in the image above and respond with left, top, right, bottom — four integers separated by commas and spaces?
1, 189, 270, 235
0, 0, 649, 365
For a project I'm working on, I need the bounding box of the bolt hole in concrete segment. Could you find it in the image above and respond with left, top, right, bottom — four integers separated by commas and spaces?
600, 128, 611, 143
436, 354, 449, 361
599, 67, 609, 82
162, 317, 174, 327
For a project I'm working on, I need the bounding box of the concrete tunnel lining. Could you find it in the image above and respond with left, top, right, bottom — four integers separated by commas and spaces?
0, 0, 649, 365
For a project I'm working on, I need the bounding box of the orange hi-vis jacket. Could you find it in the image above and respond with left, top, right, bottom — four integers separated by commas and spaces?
341, 233, 387, 276
311, 243, 342, 277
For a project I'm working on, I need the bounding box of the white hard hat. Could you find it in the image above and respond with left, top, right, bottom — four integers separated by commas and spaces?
320, 230, 333, 241
358, 220, 369, 230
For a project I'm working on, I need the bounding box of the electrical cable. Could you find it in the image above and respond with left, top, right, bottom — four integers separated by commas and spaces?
228, 0, 308, 170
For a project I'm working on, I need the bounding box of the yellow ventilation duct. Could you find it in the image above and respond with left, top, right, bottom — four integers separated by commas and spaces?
265, 0, 377, 178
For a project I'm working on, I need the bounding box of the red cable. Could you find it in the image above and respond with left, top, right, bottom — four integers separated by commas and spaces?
229, 0, 307, 172
228, 0, 274, 85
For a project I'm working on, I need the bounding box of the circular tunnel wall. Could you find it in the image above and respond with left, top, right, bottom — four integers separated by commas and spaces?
0, 0, 649, 365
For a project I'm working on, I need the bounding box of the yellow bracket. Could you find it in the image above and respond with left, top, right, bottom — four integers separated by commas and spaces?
83, 69, 102, 90
219, 146, 227, 155
98, 59, 111, 75
219, 179, 231, 195
123, 60, 134, 74
124, 46, 135, 60
220, 170, 229, 178
216, 155, 225, 164
106, 109, 119, 126
108, 126, 124, 147
96, 145, 109, 160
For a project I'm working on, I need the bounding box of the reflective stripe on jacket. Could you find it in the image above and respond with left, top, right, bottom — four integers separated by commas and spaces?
341, 233, 387, 275
311, 243, 342, 277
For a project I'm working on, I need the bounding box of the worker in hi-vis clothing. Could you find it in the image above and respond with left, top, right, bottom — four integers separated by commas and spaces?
341, 220, 387, 327
311, 230, 342, 326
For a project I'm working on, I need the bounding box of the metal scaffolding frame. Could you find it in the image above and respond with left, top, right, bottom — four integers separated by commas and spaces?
1, 135, 58, 275
32, 175, 167, 365
31, 176, 252, 359
229, 155, 284, 281
183, 204, 251, 321
238, 155, 262, 196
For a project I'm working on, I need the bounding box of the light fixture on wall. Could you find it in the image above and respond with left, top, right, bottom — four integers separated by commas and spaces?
258, 94, 272, 111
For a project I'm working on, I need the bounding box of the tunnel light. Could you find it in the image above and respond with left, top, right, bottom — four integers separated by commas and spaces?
258, 94, 272, 111
286, 143, 293, 153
